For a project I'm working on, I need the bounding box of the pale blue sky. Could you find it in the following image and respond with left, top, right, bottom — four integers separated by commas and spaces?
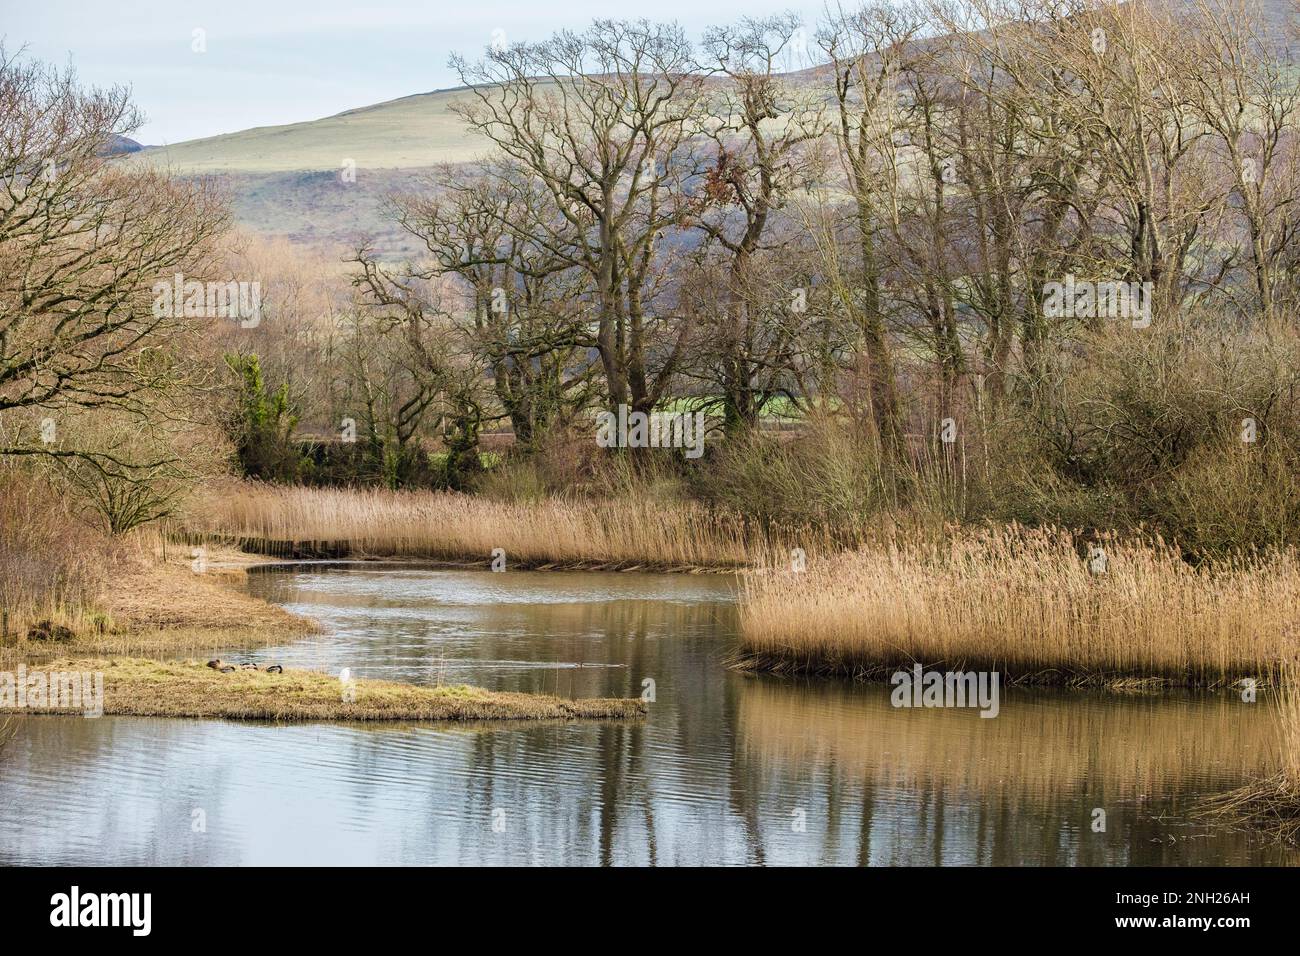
4, 1, 828, 145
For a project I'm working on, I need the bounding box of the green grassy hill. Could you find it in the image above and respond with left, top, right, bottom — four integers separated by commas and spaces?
132, 86, 486, 174
125, 86, 506, 255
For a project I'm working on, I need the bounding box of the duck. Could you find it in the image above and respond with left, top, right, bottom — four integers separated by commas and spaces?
265, 665, 283, 674
239, 662, 259, 670
206, 659, 238, 674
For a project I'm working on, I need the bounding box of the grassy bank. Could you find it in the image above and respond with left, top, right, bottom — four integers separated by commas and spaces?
187, 482, 791, 570
736, 526, 1300, 688
1, 474, 318, 659
16, 658, 645, 722
1, 550, 318, 665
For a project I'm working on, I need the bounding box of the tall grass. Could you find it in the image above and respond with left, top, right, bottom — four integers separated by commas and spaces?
1280, 666, 1300, 784
737, 525, 1300, 686
1202, 662, 1300, 840
0, 473, 113, 639
189, 481, 800, 570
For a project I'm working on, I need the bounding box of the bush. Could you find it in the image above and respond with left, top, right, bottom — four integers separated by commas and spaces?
1015, 316, 1300, 554
224, 353, 304, 483
693, 415, 888, 525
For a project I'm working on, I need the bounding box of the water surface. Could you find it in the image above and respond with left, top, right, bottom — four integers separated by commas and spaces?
0, 565, 1293, 865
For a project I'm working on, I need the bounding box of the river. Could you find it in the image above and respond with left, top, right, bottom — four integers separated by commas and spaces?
0, 564, 1292, 865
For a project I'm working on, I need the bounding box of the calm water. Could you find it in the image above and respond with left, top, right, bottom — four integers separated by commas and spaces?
1, 565, 1294, 865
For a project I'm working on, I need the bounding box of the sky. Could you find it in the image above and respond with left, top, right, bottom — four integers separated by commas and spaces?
3, 0, 829, 145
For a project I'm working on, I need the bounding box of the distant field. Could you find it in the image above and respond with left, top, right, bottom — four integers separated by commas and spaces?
129, 87, 489, 174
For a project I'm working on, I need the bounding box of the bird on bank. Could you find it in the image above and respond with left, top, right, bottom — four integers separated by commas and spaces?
207, 658, 282, 674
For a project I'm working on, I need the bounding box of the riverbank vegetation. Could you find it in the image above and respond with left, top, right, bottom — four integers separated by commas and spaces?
22, 657, 646, 722
0, 474, 315, 662
7, 0, 1300, 699
736, 526, 1300, 687
1204, 665, 1300, 839
189, 481, 782, 569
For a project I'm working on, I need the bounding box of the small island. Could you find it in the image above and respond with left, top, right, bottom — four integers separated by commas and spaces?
13, 657, 646, 723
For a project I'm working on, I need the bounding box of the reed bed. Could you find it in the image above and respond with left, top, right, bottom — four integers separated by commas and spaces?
1202, 662, 1300, 840
189, 482, 795, 570
737, 526, 1300, 686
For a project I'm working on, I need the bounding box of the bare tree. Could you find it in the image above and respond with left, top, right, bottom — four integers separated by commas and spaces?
349, 250, 490, 488
450, 20, 708, 417
0, 50, 229, 426
0, 49, 230, 523
690, 13, 828, 432
1183, 0, 1300, 324
817, 3, 930, 462
388, 162, 599, 448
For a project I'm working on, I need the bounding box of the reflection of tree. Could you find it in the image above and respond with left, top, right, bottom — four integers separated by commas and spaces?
210, 567, 1297, 864
0, 717, 245, 864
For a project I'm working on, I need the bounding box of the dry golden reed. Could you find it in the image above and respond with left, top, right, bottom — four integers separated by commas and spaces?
738, 525, 1300, 686
190, 482, 784, 570
0, 473, 110, 638
1201, 662, 1300, 839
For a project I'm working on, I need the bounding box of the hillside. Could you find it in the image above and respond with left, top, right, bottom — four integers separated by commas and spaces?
123, 0, 1298, 254
125, 86, 501, 254
132, 86, 486, 174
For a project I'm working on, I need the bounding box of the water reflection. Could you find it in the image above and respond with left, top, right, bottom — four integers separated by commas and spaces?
734, 679, 1288, 865
0, 566, 1292, 865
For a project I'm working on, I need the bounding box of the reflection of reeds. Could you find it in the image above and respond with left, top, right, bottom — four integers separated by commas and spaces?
736, 678, 1271, 808
192, 482, 787, 570
1202, 662, 1300, 841
738, 526, 1300, 686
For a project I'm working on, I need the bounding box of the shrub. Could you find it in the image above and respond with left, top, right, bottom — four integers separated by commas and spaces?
224, 353, 304, 483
